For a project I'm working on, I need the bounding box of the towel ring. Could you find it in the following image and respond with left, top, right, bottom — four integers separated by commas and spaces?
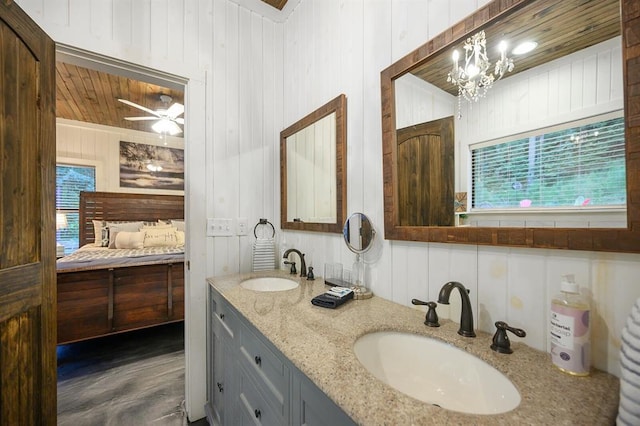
254, 219, 275, 239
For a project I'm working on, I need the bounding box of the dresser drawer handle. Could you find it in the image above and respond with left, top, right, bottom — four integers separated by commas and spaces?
254, 355, 261, 366
216, 382, 223, 392
254, 409, 261, 419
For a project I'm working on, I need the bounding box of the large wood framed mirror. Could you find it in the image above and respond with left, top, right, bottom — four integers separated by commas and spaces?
281, 94, 347, 233
381, 0, 640, 252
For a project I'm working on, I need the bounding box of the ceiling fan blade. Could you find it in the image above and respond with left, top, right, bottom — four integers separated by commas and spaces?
175, 118, 184, 125
123, 116, 159, 121
117, 98, 161, 117
166, 103, 184, 119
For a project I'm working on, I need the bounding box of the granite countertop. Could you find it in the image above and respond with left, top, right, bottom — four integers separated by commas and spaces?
207, 270, 620, 425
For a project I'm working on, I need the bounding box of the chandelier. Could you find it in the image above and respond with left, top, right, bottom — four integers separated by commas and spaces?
447, 30, 514, 117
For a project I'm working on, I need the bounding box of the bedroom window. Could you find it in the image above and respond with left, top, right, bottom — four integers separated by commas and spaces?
56, 164, 96, 254
471, 113, 625, 213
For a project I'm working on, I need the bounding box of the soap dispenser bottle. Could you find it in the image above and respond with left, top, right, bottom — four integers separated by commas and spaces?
550, 274, 590, 376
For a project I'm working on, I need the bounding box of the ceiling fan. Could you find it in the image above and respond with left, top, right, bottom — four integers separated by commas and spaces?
118, 94, 184, 135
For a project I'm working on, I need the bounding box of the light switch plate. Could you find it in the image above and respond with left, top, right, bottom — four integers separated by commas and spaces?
237, 218, 248, 236
207, 218, 234, 237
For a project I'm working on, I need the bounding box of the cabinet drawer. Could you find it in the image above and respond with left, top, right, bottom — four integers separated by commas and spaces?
238, 361, 286, 426
239, 322, 289, 412
210, 292, 238, 339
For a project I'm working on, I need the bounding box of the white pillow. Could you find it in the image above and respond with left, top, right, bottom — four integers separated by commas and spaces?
143, 226, 179, 247
107, 221, 145, 248
170, 219, 185, 232
114, 231, 146, 249
176, 230, 185, 247
142, 223, 174, 229
92, 220, 108, 247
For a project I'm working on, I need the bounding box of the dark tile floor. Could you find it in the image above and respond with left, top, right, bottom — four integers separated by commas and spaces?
57, 322, 207, 426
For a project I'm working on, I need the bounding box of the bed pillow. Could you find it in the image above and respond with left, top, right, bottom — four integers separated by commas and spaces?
170, 219, 185, 232
143, 226, 179, 247
107, 221, 145, 248
142, 223, 174, 229
176, 230, 185, 247
92, 220, 109, 247
114, 231, 146, 249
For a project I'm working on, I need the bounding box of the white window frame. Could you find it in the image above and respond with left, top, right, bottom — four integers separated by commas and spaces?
56, 158, 103, 253
464, 110, 626, 229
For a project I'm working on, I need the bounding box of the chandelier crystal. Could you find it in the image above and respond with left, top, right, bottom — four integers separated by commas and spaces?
447, 30, 514, 117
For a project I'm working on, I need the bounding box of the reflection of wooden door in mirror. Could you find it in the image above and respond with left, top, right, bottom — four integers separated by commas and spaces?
397, 117, 454, 226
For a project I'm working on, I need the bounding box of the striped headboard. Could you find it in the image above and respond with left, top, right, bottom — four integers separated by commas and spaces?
79, 192, 184, 247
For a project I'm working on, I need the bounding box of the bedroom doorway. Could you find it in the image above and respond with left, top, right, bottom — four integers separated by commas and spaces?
54, 45, 190, 422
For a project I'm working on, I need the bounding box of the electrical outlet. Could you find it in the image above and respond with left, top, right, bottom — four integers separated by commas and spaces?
207, 218, 234, 237
237, 218, 248, 236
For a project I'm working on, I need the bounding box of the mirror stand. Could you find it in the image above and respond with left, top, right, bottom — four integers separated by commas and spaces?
343, 212, 376, 299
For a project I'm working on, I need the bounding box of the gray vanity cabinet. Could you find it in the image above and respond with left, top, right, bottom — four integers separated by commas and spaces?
237, 320, 290, 425
206, 286, 356, 426
207, 288, 239, 426
292, 372, 356, 426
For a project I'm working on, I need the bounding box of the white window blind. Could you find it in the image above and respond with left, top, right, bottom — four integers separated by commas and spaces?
471, 114, 626, 211
56, 164, 96, 254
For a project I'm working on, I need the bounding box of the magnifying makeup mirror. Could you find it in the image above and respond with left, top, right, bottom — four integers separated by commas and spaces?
343, 212, 375, 299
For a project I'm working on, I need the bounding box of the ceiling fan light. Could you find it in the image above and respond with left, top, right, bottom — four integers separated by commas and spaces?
152, 119, 170, 134
167, 120, 183, 136
152, 119, 182, 136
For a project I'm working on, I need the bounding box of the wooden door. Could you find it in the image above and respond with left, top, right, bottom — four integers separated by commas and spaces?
0, 1, 57, 424
397, 117, 454, 226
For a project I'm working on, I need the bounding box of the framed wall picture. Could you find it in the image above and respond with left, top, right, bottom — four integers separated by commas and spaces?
119, 141, 184, 190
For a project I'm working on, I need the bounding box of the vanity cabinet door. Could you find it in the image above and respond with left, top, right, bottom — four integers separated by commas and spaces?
237, 361, 285, 426
207, 287, 239, 426
238, 319, 290, 424
292, 371, 357, 426
209, 328, 225, 425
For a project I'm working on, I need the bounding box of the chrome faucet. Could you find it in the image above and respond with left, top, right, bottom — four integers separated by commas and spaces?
283, 248, 307, 278
437, 281, 476, 337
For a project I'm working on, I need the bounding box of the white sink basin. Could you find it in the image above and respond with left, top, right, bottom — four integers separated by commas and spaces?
353, 331, 520, 415
240, 277, 299, 292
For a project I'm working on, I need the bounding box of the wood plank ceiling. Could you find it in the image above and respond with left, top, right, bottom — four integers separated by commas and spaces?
261, 0, 287, 10
412, 0, 621, 96
56, 62, 184, 136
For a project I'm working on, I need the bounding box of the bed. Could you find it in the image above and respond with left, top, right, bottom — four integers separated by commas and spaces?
56, 191, 185, 344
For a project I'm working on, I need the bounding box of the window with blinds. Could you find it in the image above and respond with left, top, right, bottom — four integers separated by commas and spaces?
471, 113, 626, 211
56, 164, 96, 255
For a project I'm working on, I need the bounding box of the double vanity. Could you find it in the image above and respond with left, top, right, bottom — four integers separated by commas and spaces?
206, 270, 619, 425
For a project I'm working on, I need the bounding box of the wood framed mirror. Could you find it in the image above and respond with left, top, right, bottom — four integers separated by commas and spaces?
281, 94, 347, 233
381, 0, 640, 253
